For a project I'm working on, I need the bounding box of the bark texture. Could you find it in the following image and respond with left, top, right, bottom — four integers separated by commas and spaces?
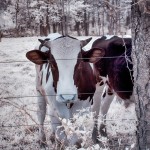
131, 0, 150, 149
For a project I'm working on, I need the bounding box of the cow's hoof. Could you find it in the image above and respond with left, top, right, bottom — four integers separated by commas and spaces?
92, 127, 99, 143
100, 124, 107, 137
38, 135, 47, 148
56, 140, 65, 150
39, 140, 47, 148
50, 133, 55, 143
75, 139, 82, 149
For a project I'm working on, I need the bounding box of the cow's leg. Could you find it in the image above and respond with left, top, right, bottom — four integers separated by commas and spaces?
100, 85, 114, 137
50, 117, 81, 148
37, 91, 47, 147
47, 102, 69, 147
49, 105, 82, 148
92, 84, 103, 143
49, 115, 68, 146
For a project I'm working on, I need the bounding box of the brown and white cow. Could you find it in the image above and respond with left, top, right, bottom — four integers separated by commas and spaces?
83, 35, 134, 137
26, 33, 101, 148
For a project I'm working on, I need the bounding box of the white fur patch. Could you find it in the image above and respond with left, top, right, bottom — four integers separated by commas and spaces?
50, 37, 81, 101
37, 33, 62, 52
104, 34, 131, 40
105, 35, 115, 40
47, 33, 62, 41
50, 37, 80, 59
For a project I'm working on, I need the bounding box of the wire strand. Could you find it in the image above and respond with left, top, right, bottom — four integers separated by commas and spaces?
1, 91, 133, 99
0, 56, 131, 64
0, 118, 137, 128
0, 123, 60, 128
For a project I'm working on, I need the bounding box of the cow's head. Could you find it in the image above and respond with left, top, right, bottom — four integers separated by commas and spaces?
26, 36, 96, 105
82, 36, 132, 64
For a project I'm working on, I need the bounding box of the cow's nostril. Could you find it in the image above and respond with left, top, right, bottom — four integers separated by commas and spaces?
60, 94, 76, 101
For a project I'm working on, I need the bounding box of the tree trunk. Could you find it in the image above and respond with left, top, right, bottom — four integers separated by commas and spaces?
40, 18, 47, 36
60, 0, 68, 35
15, 0, 19, 36
46, 4, 50, 34
83, 0, 89, 36
92, 13, 95, 28
52, 23, 57, 33
131, 0, 150, 149
75, 21, 81, 36
0, 31, 2, 42
83, 10, 89, 36
102, 9, 105, 35
97, 10, 101, 35
26, 0, 31, 30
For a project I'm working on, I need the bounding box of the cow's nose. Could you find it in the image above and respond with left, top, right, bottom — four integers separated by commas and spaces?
60, 94, 76, 101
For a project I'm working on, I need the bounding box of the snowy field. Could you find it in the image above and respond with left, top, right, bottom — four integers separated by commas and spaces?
0, 36, 137, 150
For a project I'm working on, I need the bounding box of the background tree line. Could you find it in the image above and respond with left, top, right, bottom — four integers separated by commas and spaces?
0, 0, 131, 37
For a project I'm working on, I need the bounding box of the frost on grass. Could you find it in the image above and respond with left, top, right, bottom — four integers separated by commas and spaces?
0, 37, 137, 149
59, 102, 137, 150
59, 107, 94, 149
101, 98, 137, 149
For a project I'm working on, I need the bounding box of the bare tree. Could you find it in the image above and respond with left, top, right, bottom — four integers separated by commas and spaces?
1, 0, 133, 36
15, 0, 20, 36
0, 30, 3, 42
131, 0, 150, 149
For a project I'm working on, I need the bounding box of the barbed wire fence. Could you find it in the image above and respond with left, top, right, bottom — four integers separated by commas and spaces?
0, 97, 136, 150
0, 99, 137, 150
0, 51, 137, 150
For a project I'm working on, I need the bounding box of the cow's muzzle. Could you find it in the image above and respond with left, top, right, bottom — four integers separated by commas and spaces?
60, 94, 76, 102
59, 94, 76, 109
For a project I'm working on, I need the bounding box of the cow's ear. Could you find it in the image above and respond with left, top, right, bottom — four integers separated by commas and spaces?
26, 50, 49, 65
38, 39, 45, 44
80, 37, 92, 48
82, 48, 105, 63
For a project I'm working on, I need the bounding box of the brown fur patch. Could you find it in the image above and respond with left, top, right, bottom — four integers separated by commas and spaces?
49, 55, 59, 92
46, 64, 50, 83
74, 53, 96, 101
41, 72, 43, 85
107, 87, 113, 95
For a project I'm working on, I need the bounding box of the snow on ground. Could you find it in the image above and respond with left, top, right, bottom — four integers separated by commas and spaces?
0, 36, 136, 150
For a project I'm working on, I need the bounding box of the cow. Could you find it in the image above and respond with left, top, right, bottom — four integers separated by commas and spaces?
26, 33, 101, 148
82, 35, 134, 137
